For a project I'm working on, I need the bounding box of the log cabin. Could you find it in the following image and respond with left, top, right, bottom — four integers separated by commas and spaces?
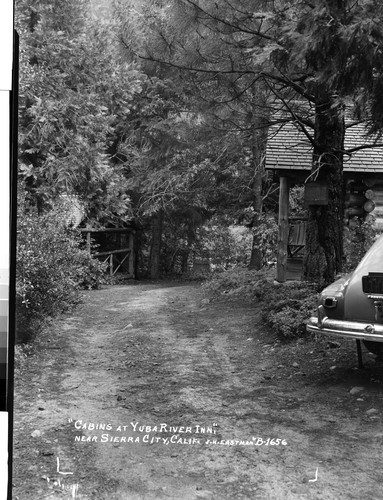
265, 121, 383, 282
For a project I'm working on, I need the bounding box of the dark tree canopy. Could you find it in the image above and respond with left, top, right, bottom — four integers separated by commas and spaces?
17, 0, 383, 279
16, 0, 140, 225
117, 0, 383, 282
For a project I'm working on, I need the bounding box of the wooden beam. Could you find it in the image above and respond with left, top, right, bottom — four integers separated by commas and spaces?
93, 248, 131, 257
276, 177, 289, 282
113, 252, 130, 275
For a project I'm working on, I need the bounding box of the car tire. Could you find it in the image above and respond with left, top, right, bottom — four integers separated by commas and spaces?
363, 340, 383, 356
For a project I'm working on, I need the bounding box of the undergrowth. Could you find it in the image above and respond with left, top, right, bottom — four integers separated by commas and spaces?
203, 266, 319, 340
16, 208, 108, 343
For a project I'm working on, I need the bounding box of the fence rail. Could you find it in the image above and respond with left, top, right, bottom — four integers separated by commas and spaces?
81, 228, 135, 278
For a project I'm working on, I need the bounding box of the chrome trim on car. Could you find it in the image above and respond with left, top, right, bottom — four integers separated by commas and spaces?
323, 296, 337, 308
317, 305, 326, 328
307, 316, 383, 342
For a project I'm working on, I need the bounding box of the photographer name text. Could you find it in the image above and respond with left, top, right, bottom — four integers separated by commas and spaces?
70, 420, 287, 447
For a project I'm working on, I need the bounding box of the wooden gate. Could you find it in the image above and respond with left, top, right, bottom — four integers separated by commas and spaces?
81, 227, 135, 278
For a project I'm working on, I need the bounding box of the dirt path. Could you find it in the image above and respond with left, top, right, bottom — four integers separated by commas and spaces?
12, 281, 383, 499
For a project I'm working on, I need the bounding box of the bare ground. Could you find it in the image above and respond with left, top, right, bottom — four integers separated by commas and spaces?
11, 281, 383, 499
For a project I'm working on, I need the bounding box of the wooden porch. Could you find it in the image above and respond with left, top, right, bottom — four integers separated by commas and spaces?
266, 120, 383, 282
286, 257, 304, 281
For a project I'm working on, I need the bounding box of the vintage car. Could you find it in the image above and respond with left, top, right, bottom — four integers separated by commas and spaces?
307, 233, 383, 359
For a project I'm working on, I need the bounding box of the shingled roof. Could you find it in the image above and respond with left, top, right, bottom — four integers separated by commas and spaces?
265, 121, 383, 173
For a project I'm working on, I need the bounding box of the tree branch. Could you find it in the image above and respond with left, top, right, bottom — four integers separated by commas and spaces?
181, 0, 282, 44
344, 143, 383, 154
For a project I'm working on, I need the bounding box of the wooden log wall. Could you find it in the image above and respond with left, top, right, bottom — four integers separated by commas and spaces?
369, 185, 383, 230
344, 179, 383, 231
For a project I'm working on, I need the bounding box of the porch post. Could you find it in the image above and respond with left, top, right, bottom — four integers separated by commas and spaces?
276, 176, 289, 282
109, 254, 113, 276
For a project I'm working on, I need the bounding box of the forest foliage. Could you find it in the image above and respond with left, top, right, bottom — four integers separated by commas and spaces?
15, 0, 383, 340
117, 0, 383, 282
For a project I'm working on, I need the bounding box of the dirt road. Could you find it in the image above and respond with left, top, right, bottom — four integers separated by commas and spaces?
12, 282, 383, 499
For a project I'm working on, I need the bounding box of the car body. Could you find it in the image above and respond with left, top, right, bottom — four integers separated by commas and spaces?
307, 234, 383, 350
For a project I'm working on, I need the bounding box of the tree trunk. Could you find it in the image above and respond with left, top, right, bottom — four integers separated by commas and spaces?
181, 250, 189, 274
276, 177, 289, 282
303, 97, 345, 284
133, 229, 142, 280
149, 211, 163, 279
248, 96, 268, 270
248, 168, 264, 269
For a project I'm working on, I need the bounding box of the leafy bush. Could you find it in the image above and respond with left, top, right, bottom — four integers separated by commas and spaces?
238, 209, 279, 266
195, 220, 253, 271
202, 266, 274, 299
16, 208, 107, 342
250, 213, 279, 266
344, 215, 379, 272
259, 281, 318, 340
203, 267, 318, 340
14, 343, 34, 372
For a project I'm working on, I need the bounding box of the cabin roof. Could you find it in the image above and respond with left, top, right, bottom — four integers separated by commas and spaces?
265, 121, 383, 174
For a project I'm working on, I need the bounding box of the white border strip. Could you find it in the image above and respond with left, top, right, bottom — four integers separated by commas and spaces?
0, 412, 8, 499
0, 2, 13, 498
0, 2, 13, 91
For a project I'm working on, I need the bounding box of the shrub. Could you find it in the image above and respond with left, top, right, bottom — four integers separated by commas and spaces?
344, 215, 379, 272
259, 281, 318, 340
250, 213, 279, 266
202, 266, 274, 299
203, 266, 318, 340
195, 220, 253, 271
16, 208, 107, 342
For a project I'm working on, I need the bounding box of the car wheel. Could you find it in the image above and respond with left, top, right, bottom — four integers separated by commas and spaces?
363, 340, 383, 356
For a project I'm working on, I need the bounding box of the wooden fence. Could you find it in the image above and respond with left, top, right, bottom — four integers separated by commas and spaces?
81, 228, 135, 278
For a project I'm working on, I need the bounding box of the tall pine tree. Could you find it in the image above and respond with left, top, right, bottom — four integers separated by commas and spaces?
117, 0, 383, 282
